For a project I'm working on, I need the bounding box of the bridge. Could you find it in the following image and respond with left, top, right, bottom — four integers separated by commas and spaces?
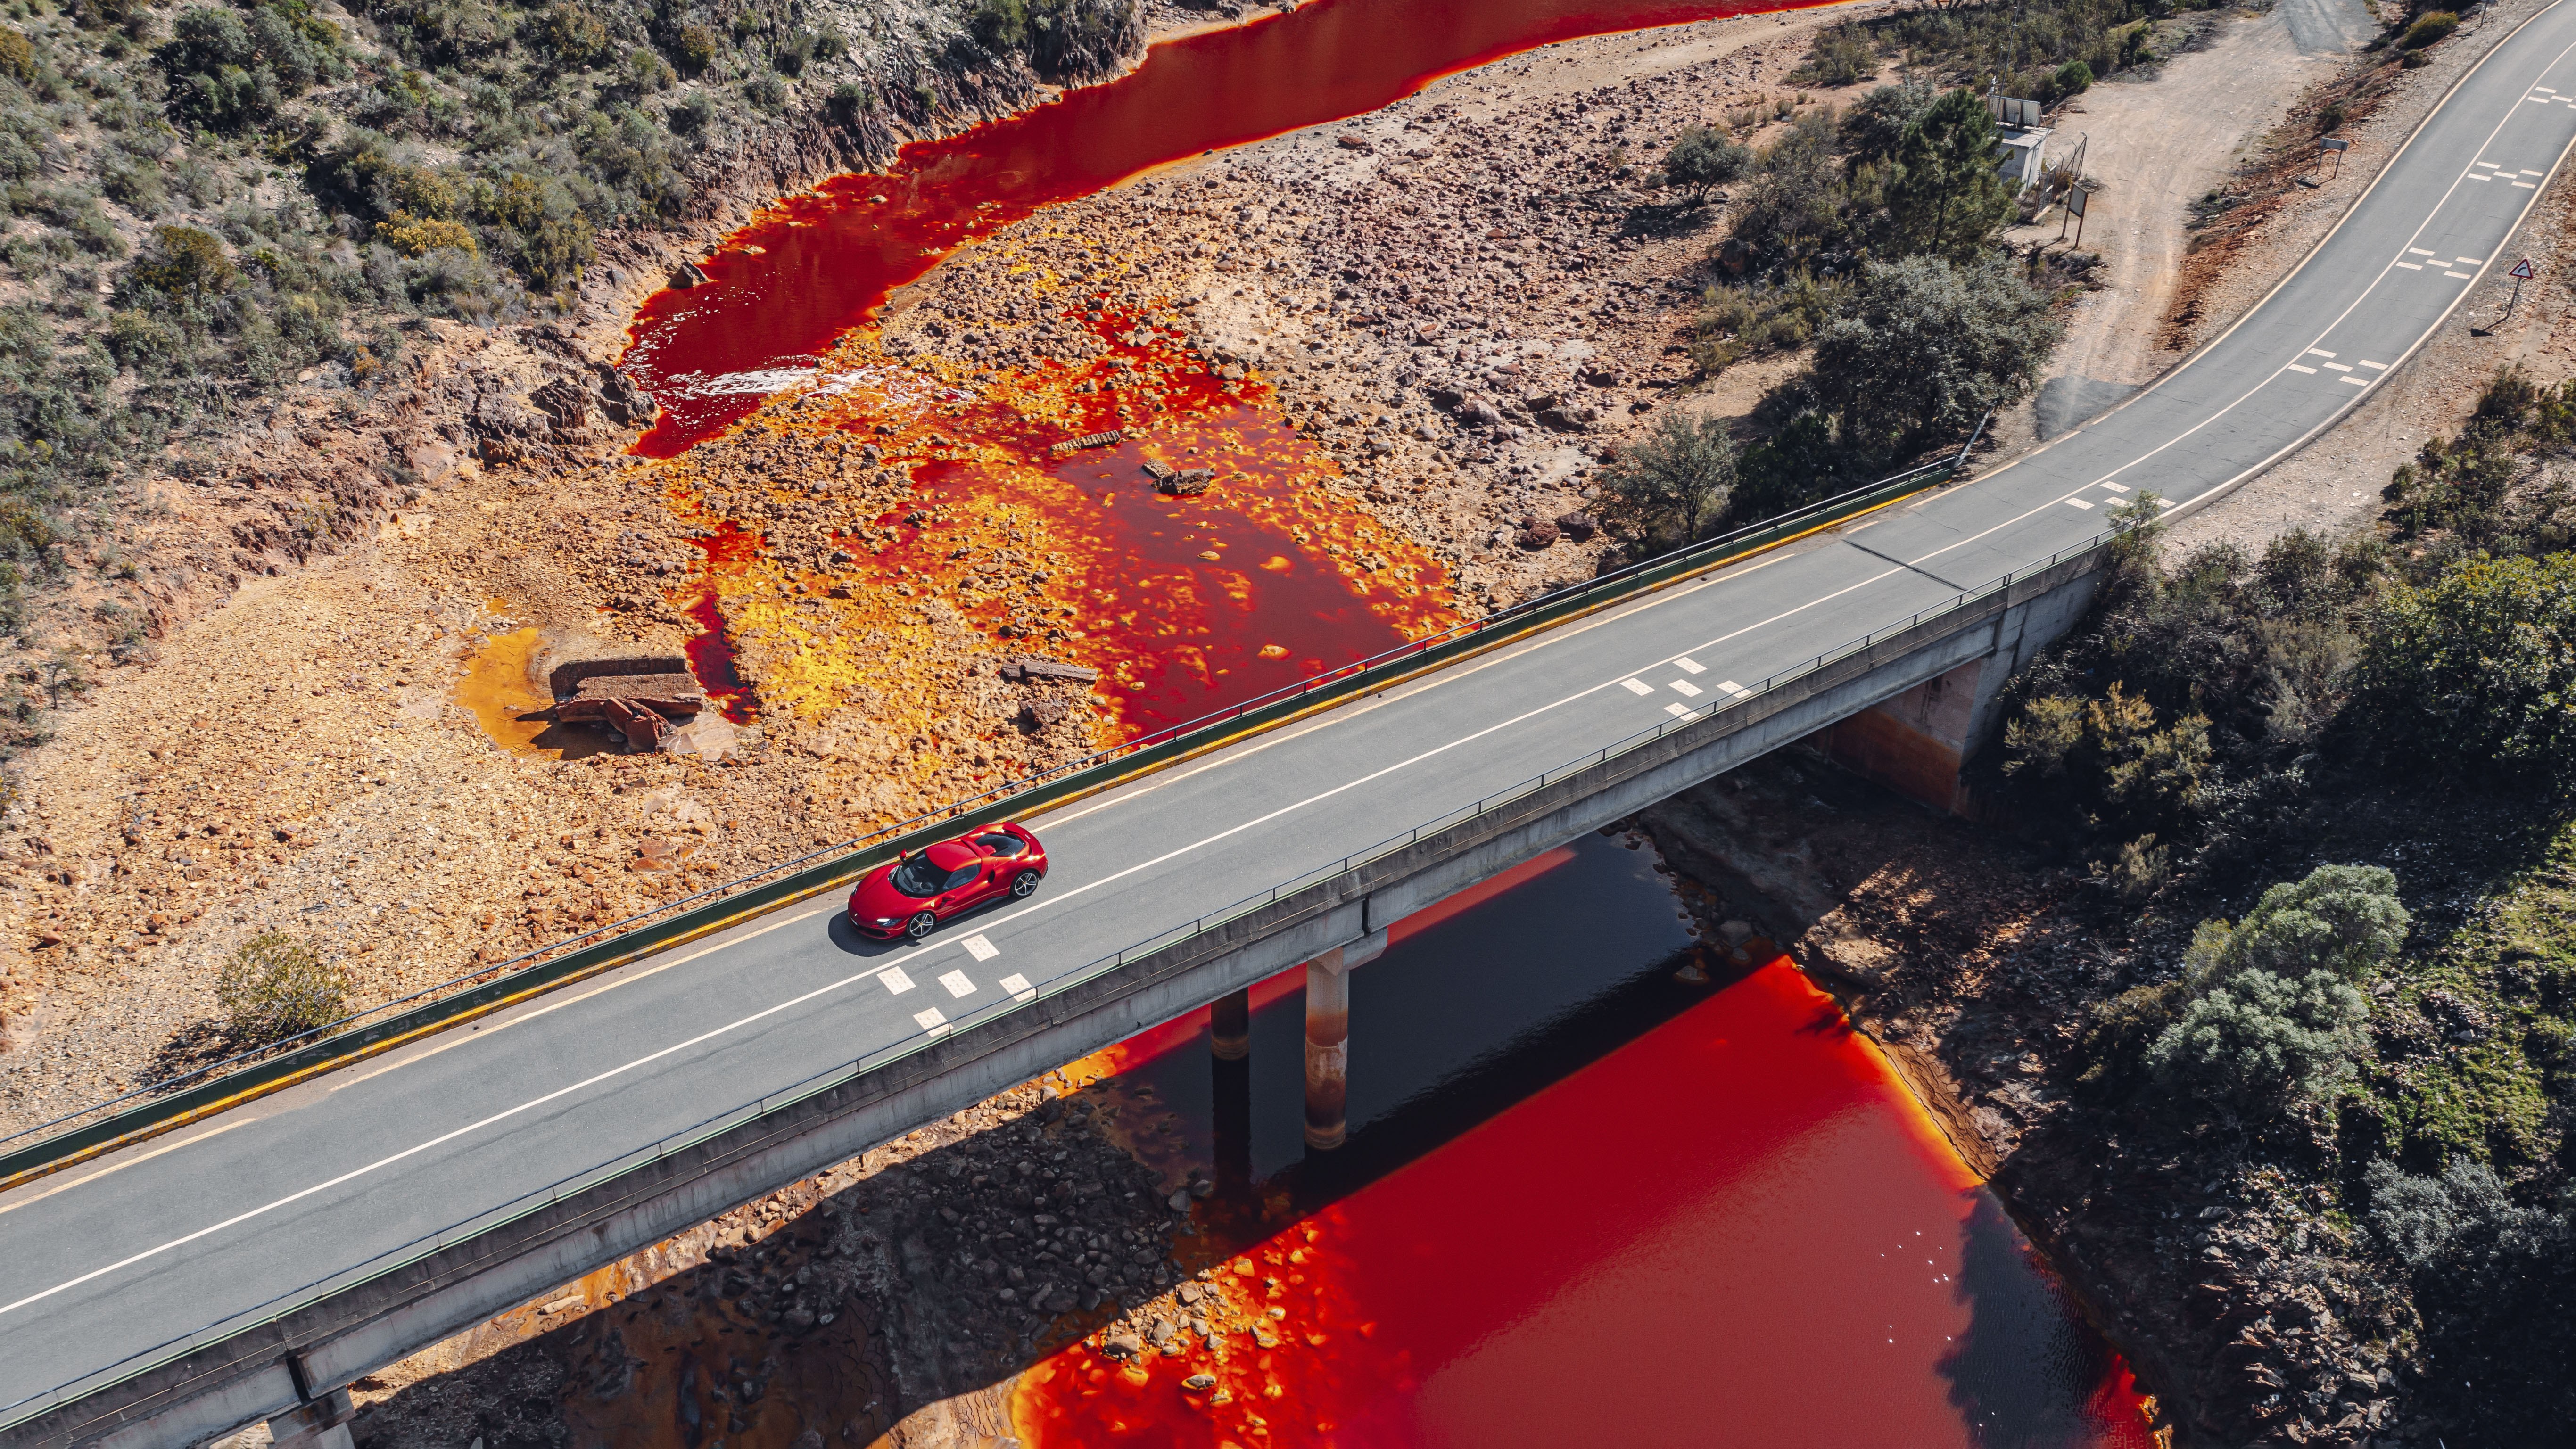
10, 4, 2576, 1442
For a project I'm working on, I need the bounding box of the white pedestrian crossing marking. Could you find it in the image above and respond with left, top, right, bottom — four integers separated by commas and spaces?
1669, 679, 1702, 697
912, 1007, 949, 1034
1715, 680, 1752, 699
963, 934, 999, 962
1663, 702, 1692, 718
1675, 656, 1706, 674
2099, 483, 2130, 494
882, 968, 916, 996
939, 969, 977, 998
2065, 498, 2096, 510
999, 973, 1035, 1002
2286, 364, 2318, 374
1621, 678, 1654, 696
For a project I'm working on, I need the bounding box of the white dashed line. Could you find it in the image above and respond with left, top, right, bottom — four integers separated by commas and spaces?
912, 1007, 949, 1036
2340, 376, 2369, 386
1715, 680, 1751, 699
1669, 679, 1702, 697
881, 968, 917, 996
2065, 498, 2096, 510
2306, 349, 2337, 358
2445, 271, 2476, 279
2098, 483, 2130, 494
2359, 360, 2389, 370
2408, 247, 2436, 256
2458, 256, 2486, 264
2397, 262, 2426, 270
2323, 362, 2353, 371
2287, 364, 2319, 374
1662, 703, 1692, 719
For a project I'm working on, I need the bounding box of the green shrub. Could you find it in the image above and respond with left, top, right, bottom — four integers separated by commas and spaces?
2354, 551, 2576, 786
1660, 124, 1752, 206
1691, 271, 1845, 373
216, 931, 348, 1043
1792, 23, 1876, 86
2197, 863, 2410, 985
669, 21, 717, 75
0, 25, 31, 82
2147, 966, 2371, 1111
129, 223, 233, 298
1810, 254, 2060, 459
2400, 10, 2458, 48
2051, 59, 2095, 98
1599, 409, 1740, 551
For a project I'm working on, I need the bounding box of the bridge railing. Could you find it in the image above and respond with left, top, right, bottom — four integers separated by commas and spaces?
0, 436, 1986, 1189
0, 511, 2133, 1437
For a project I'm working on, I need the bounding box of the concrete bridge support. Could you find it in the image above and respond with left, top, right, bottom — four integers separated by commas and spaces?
1300, 931, 1386, 1152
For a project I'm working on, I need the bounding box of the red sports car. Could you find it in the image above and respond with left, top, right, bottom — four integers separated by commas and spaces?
849, 822, 1049, 940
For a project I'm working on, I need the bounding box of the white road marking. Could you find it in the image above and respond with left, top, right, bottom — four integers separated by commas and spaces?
1675, 656, 1706, 674
962, 934, 999, 962
2360, 359, 2389, 369
2397, 262, 2426, 269
1663, 703, 1692, 719
2323, 362, 2353, 371
2306, 349, 2337, 358
938, 970, 977, 998
2099, 483, 2130, 494
1620, 678, 1654, 696
912, 1007, 949, 1035
2524, 169, 2548, 175
0, 1115, 258, 1219
1715, 680, 1751, 699
2341, 376, 2370, 386
2064, 498, 2095, 510
2409, 247, 2436, 255
999, 973, 1035, 1002
2514, 180, 2539, 187
881, 968, 916, 996
2458, 256, 2487, 264
1669, 679, 1702, 697
2468, 173, 2494, 179
2286, 364, 2319, 373
2445, 270, 2476, 278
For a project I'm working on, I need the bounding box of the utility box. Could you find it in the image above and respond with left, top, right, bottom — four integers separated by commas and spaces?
1988, 93, 2053, 193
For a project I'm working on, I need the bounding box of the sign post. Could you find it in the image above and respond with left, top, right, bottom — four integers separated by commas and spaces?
2474, 258, 2536, 337
2058, 185, 2089, 247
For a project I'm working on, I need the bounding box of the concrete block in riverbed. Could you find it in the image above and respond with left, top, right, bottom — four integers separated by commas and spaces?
998, 657, 1100, 683
556, 674, 706, 721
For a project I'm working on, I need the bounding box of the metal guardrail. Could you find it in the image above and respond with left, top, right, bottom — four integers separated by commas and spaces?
0, 439, 1978, 1187
0, 510, 2134, 1436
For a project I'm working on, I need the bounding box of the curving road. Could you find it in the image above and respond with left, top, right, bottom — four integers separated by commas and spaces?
10, 1, 2576, 1430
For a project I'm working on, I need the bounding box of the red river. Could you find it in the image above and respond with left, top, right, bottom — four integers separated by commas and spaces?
611, 0, 2163, 1439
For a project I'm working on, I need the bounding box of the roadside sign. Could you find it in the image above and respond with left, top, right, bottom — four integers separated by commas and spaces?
2320, 138, 2350, 152
2067, 186, 2088, 217
2510, 257, 2537, 280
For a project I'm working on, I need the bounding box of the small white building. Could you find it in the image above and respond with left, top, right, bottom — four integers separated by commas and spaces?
1988, 94, 2053, 193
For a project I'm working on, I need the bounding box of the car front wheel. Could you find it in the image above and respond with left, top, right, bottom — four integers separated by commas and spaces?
904, 912, 938, 941
1011, 869, 1042, 899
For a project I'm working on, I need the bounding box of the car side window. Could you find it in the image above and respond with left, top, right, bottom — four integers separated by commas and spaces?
944, 864, 982, 892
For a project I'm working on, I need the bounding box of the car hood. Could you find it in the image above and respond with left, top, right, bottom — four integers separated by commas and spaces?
849, 867, 926, 920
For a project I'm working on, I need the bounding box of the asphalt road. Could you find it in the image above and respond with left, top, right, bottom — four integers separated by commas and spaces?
10, 2, 2576, 1423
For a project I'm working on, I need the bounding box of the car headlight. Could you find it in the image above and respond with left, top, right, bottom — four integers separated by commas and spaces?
874, 917, 900, 926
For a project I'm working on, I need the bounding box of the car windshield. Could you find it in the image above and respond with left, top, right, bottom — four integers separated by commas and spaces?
888, 854, 947, 898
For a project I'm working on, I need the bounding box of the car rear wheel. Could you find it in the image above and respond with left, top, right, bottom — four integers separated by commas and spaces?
904, 912, 937, 941
1011, 869, 1042, 898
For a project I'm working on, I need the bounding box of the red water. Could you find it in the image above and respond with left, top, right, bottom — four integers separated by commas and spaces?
620, 0, 1827, 454
1017, 961, 2159, 1447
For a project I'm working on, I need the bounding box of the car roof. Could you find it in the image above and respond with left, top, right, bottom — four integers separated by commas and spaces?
924, 841, 979, 869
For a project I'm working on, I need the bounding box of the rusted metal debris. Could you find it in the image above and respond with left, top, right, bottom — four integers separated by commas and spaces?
552, 666, 706, 749
1047, 428, 1131, 457
997, 656, 1101, 683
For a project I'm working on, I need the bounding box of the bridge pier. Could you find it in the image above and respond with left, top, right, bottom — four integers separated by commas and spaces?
1209, 987, 1250, 1061
1300, 930, 1386, 1152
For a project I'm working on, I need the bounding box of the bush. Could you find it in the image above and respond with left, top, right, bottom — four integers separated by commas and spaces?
0, 26, 32, 83
1660, 124, 1752, 206
1809, 254, 2060, 459
2354, 551, 2576, 787
2050, 59, 2095, 98
2197, 863, 2410, 985
1599, 409, 1740, 551
1792, 24, 1877, 87
216, 931, 348, 1044
157, 0, 346, 133
1690, 271, 1846, 373
2400, 10, 2458, 48
2146, 966, 2371, 1111
669, 22, 717, 75
1883, 87, 2017, 262
129, 224, 234, 298
374, 212, 476, 257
